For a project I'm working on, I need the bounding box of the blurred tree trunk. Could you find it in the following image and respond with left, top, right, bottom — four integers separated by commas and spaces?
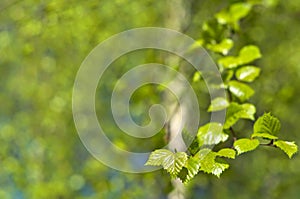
164, 1, 194, 198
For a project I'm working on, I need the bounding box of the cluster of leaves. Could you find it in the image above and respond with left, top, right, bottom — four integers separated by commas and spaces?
145, 2, 298, 184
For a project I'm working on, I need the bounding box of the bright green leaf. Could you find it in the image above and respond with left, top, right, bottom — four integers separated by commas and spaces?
234, 138, 260, 155
222, 70, 234, 82
180, 155, 201, 183
207, 38, 234, 55
208, 97, 230, 112
251, 132, 278, 140
198, 149, 229, 177
253, 112, 281, 136
224, 102, 256, 129
274, 140, 298, 158
235, 66, 261, 82
197, 123, 229, 145
217, 148, 236, 159
192, 71, 202, 82
228, 81, 255, 102
218, 56, 240, 69
239, 45, 262, 64
230, 3, 252, 21
218, 45, 261, 69
145, 149, 188, 176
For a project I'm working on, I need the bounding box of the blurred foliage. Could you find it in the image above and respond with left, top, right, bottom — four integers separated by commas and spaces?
1, 0, 300, 198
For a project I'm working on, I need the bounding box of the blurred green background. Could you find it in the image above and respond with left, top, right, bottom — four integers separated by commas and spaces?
1, 0, 300, 198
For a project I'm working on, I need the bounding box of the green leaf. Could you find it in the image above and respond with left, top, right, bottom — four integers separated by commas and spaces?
274, 140, 298, 158
218, 45, 261, 69
197, 123, 229, 146
180, 155, 201, 183
251, 132, 278, 140
222, 70, 234, 82
208, 97, 230, 112
234, 138, 260, 155
235, 66, 261, 82
238, 45, 262, 64
230, 3, 252, 22
228, 80, 255, 102
253, 113, 281, 136
224, 102, 256, 129
217, 148, 236, 159
192, 71, 202, 82
207, 38, 234, 55
182, 130, 200, 155
215, 2, 252, 29
198, 149, 229, 177
218, 56, 240, 69
145, 149, 188, 176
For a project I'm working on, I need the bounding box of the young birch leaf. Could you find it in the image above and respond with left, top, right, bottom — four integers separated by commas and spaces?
145, 149, 188, 176
208, 97, 230, 112
180, 155, 202, 183
253, 113, 281, 136
218, 56, 240, 69
234, 138, 260, 155
224, 102, 256, 129
238, 45, 262, 64
274, 140, 298, 158
228, 81, 255, 102
198, 149, 229, 177
235, 66, 261, 82
197, 123, 228, 146
251, 132, 278, 140
217, 148, 236, 159
207, 38, 234, 55
230, 3, 252, 21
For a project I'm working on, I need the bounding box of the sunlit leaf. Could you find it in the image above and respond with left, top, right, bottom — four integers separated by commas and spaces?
251, 132, 278, 140
197, 123, 229, 145
253, 113, 281, 136
208, 97, 230, 112
145, 149, 188, 176
179, 155, 201, 183
274, 140, 298, 158
238, 45, 262, 64
198, 149, 229, 177
228, 81, 255, 102
217, 148, 236, 159
207, 38, 234, 55
224, 102, 255, 129
235, 66, 261, 82
234, 138, 260, 155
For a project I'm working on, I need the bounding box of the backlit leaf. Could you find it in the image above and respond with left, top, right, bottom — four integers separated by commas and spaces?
208, 97, 230, 112
235, 66, 261, 82
234, 138, 260, 155
274, 140, 298, 158
145, 149, 188, 176
197, 123, 229, 146
217, 148, 236, 159
228, 81, 255, 102
253, 113, 281, 136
